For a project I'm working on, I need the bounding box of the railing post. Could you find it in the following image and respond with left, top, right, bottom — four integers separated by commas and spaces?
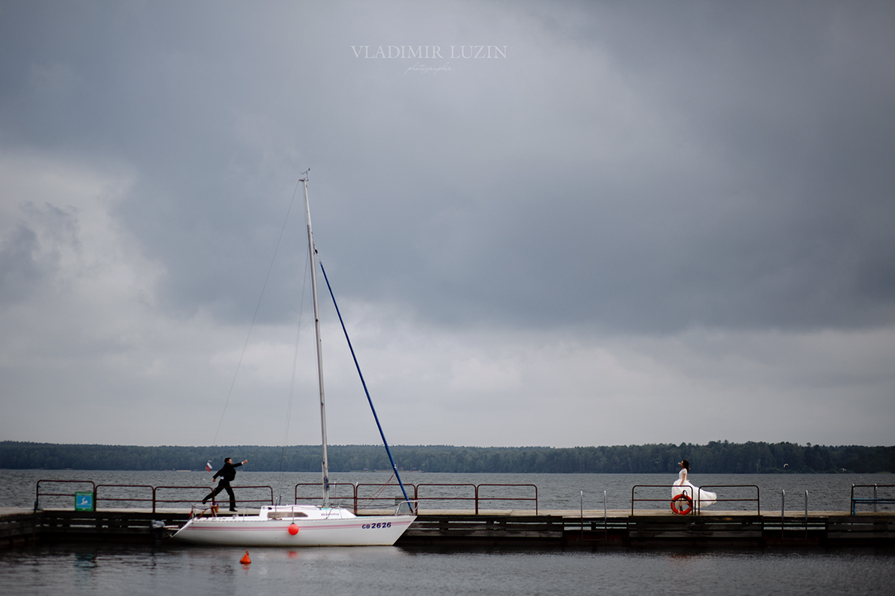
603, 490, 608, 539
781, 489, 785, 538
804, 490, 808, 540
474, 484, 479, 515
580, 490, 584, 540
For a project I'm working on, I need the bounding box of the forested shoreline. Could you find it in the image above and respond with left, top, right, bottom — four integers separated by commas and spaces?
1, 441, 892, 474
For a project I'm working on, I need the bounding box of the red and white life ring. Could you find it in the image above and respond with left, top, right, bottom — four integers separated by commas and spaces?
670, 493, 693, 515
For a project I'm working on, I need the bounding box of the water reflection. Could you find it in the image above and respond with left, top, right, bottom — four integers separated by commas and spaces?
1, 544, 894, 596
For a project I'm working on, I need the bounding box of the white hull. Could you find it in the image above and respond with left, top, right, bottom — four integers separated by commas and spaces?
173, 505, 415, 547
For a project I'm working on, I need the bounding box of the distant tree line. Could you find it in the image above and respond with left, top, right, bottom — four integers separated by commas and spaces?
1, 441, 892, 473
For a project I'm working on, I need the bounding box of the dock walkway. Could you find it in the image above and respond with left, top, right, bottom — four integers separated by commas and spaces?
3, 507, 892, 549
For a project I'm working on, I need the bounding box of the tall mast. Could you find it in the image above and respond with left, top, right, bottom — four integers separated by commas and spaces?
302, 174, 330, 507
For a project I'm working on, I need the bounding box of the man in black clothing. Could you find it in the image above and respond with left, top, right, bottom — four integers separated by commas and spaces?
202, 457, 248, 511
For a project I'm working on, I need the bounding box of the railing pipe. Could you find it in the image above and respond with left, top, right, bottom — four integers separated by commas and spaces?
35, 479, 97, 512
294, 482, 357, 508
475, 484, 481, 515
603, 490, 608, 539
781, 489, 785, 538
630, 484, 760, 515
805, 489, 809, 540
94, 484, 155, 512
153, 485, 273, 510
476, 484, 538, 515
579, 490, 584, 540
849, 484, 895, 515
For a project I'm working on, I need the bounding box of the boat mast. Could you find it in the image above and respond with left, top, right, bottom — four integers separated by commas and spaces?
302, 173, 330, 508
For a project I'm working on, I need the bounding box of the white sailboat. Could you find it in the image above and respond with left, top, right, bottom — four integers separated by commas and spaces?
171, 502, 415, 547
173, 175, 416, 546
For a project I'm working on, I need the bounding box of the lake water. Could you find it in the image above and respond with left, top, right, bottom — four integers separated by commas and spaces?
2, 470, 893, 595
1, 542, 894, 596
5, 469, 893, 513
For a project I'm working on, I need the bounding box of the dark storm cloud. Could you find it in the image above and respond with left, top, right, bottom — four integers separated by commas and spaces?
0, 203, 78, 305
2, 1, 893, 335
1, 1, 893, 447
0, 224, 43, 304
332, 1, 895, 334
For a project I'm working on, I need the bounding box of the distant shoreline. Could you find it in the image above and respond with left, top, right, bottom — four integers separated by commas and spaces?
2, 441, 892, 474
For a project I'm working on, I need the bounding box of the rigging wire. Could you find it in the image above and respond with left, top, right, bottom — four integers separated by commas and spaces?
355, 472, 397, 509
276, 245, 310, 502
211, 179, 303, 448
318, 258, 413, 506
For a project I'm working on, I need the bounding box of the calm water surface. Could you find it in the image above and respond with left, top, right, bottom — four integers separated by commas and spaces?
1, 543, 893, 596
3, 470, 893, 595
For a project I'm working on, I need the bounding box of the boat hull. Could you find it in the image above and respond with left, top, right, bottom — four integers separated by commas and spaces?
173, 514, 415, 547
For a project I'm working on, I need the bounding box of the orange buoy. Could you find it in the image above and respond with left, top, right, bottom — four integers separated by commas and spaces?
288, 523, 299, 535
240, 550, 251, 564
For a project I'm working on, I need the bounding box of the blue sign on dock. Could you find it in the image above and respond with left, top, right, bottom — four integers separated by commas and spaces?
75, 491, 94, 511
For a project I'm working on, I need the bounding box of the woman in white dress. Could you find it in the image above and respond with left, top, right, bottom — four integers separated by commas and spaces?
672, 459, 716, 512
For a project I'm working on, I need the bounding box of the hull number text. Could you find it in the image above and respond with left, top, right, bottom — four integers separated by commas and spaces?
362, 522, 392, 530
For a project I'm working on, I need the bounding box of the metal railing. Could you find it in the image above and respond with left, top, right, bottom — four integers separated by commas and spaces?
292, 482, 374, 512
95, 484, 155, 510
30, 479, 895, 533
34, 480, 96, 512
36, 480, 275, 514
154, 485, 274, 513
850, 484, 895, 515
631, 484, 761, 515
415, 483, 478, 513
474, 484, 538, 515
768, 489, 824, 540
562, 489, 621, 539
294, 482, 538, 514
356, 483, 418, 512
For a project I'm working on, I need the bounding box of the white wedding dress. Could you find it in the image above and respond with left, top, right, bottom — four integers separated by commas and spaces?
672, 468, 716, 510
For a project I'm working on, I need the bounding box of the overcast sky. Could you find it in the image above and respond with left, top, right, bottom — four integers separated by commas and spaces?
1, 1, 893, 449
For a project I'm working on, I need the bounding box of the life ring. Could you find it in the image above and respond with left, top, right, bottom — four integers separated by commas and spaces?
671, 493, 692, 515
